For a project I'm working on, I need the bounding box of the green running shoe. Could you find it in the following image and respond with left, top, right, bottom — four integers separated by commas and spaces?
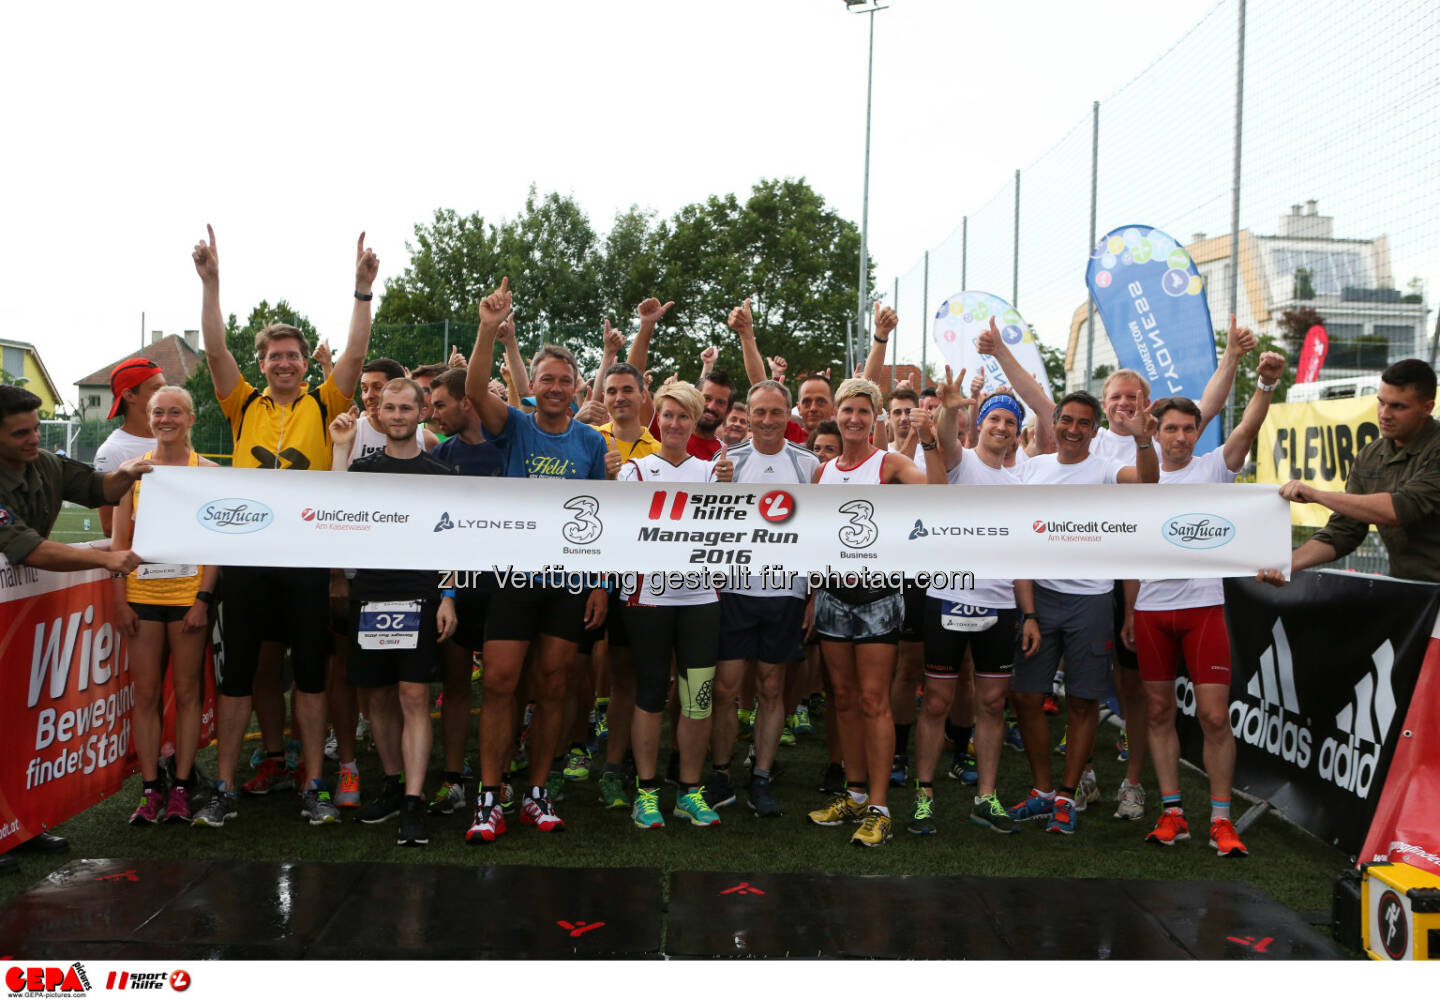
674, 788, 720, 827
970, 792, 1018, 834
632, 786, 664, 829
908, 792, 936, 836
599, 770, 630, 809
793, 703, 814, 735
563, 747, 591, 782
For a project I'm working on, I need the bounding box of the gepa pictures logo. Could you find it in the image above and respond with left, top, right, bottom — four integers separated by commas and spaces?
6, 963, 89, 995
197, 498, 273, 534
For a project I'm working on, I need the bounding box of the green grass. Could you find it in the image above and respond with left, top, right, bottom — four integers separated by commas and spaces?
50, 504, 105, 544
2, 695, 1348, 918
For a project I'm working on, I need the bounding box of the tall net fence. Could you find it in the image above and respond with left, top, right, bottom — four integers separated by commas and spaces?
879, 0, 1440, 409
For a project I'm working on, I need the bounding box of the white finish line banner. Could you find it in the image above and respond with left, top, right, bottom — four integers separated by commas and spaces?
132, 466, 1292, 584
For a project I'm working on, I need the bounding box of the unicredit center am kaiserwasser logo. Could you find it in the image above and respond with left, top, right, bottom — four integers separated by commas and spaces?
197, 499, 273, 534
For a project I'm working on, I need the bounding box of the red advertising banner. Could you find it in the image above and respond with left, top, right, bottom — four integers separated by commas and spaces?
0, 551, 216, 852
1296, 324, 1329, 384
1360, 618, 1440, 876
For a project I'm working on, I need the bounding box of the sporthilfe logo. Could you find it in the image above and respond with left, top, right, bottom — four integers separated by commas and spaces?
196, 499, 273, 534
647, 491, 689, 521
1162, 513, 1235, 550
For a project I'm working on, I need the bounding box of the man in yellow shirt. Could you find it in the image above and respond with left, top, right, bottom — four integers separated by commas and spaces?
189, 225, 376, 829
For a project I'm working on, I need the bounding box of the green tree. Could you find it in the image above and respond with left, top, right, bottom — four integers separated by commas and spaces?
1214, 326, 1291, 404
375, 208, 503, 325
1035, 340, 1068, 400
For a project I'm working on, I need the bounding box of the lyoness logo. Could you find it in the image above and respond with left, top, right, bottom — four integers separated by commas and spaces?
434, 512, 455, 532
909, 519, 929, 540
1162, 513, 1235, 549
197, 499, 273, 534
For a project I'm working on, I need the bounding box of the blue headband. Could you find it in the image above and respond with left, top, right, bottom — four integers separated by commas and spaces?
978, 393, 1025, 425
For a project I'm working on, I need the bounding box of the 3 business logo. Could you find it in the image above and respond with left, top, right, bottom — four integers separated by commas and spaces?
562, 496, 603, 545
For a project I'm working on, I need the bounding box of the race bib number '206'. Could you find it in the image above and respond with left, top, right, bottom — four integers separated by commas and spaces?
358, 600, 421, 650
940, 602, 998, 632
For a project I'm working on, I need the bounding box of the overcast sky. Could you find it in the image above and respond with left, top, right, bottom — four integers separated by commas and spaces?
5, 1, 1229, 404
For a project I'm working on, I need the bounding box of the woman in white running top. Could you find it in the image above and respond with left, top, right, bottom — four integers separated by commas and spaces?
805, 377, 934, 847
618, 382, 734, 831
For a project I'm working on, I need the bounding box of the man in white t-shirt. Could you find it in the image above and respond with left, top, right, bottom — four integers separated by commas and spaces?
908, 378, 1041, 836
707, 380, 819, 818
1008, 391, 1157, 835
1120, 351, 1286, 858
93, 357, 165, 535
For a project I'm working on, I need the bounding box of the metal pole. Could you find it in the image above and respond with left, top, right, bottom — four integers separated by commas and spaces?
892, 276, 899, 385
443, 318, 450, 357
1226, 0, 1247, 435
1087, 100, 1099, 395
961, 217, 968, 289
921, 250, 929, 386
846, 319, 854, 375
856, 8, 877, 352
140, 311, 145, 352
1012, 169, 1021, 306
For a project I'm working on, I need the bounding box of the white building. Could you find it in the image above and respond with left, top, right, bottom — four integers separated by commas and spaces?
1066, 200, 1431, 393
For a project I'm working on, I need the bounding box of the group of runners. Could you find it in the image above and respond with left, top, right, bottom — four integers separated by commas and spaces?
63, 225, 1438, 854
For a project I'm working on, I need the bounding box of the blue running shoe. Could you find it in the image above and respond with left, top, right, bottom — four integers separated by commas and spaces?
948, 752, 978, 785
794, 703, 814, 735
1003, 723, 1025, 752
889, 753, 909, 788
1046, 798, 1077, 835
1007, 790, 1056, 823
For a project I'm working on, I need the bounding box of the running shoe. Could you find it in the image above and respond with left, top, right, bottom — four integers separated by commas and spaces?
428, 781, 465, 816
1146, 808, 1190, 847
632, 787, 664, 829
466, 799, 506, 844
969, 792, 1018, 834
335, 763, 361, 808
851, 806, 893, 847
907, 793, 936, 836
563, 747, 591, 782
284, 739, 302, 770
1003, 723, 1025, 752
508, 738, 529, 776
1046, 798, 1077, 835
703, 769, 736, 809
1007, 790, 1056, 823
780, 721, 797, 747
808, 793, 867, 826
129, 787, 166, 826
500, 781, 516, 814
947, 752, 978, 785
323, 728, 339, 761
594, 710, 609, 745
300, 787, 341, 826
1208, 818, 1248, 858
889, 753, 909, 788
793, 704, 814, 735
546, 769, 566, 802
599, 770, 630, 809
1053, 728, 1068, 756
242, 756, 296, 795
819, 762, 846, 795
249, 746, 266, 768
1075, 769, 1099, 812
674, 788, 720, 827
397, 797, 429, 847
1042, 693, 1060, 716
192, 789, 237, 828
1114, 780, 1146, 821
520, 790, 566, 832
357, 779, 405, 825
164, 785, 192, 824
747, 776, 782, 818
1116, 729, 1130, 762
737, 707, 755, 737
355, 715, 372, 745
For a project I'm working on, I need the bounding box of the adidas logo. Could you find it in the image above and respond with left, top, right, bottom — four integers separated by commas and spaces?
1318, 640, 1394, 799
764, 466, 775, 473
1227, 618, 1314, 768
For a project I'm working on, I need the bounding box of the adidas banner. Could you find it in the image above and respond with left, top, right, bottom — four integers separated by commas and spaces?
1190, 572, 1440, 853
131, 466, 1291, 582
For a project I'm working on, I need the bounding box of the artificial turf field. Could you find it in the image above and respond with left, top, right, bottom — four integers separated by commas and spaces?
8, 508, 1350, 930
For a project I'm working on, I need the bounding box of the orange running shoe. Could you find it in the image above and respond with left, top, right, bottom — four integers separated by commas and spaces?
335, 763, 361, 808
1145, 807, 1190, 846
1209, 818, 1248, 857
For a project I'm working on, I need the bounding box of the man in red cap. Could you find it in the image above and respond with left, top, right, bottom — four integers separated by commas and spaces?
93, 357, 165, 535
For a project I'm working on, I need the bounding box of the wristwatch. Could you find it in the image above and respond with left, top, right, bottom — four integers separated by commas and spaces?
919, 439, 938, 451
354, 289, 374, 301
196, 590, 215, 605
1022, 612, 1040, 622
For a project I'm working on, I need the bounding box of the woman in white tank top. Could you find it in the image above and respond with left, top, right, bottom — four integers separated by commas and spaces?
806, 378, 930, 845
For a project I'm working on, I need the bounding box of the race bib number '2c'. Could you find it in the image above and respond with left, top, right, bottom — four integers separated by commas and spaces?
358, 600, 421, 650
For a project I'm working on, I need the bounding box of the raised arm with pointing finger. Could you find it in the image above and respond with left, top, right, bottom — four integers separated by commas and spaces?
727, 297, 768, 387
331, 234, 379, 398
861, 301, 898, 391
464, 277, 516, 435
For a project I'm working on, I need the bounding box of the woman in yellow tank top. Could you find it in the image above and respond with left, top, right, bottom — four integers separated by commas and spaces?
110, 386, 219, 825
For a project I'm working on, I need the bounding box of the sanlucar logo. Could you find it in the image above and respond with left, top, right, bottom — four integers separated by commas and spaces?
1162, 513, 1234, 550
197, 498, 274, 534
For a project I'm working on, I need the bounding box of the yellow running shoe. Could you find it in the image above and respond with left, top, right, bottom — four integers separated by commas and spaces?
807, 792, 866, 827
851, 806, 893, 847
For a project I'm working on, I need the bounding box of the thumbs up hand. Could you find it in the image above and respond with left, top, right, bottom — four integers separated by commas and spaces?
714, 441, 734, 482
604, 433, 623, 480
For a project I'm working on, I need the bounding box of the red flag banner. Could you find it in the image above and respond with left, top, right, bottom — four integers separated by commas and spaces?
1296, 324, 1330, 384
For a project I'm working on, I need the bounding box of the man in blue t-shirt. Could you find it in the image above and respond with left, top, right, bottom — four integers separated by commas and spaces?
462, 279, 607, 844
